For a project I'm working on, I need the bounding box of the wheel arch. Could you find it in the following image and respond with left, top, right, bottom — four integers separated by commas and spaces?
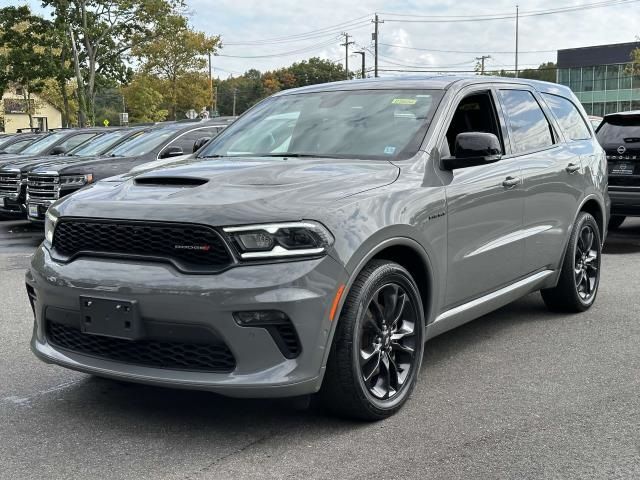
578, 195, 607, 243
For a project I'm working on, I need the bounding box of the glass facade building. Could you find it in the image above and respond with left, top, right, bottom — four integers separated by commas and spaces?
556, 42, 640, 116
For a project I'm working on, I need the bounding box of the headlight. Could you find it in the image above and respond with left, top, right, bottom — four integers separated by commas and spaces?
60, 174, 93, 187
223, 221, 334, 260
44, 210, 58, 245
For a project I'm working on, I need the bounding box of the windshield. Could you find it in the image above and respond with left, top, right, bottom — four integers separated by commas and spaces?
108, 128, 174, 157
19, 131, 68, 155
597, 116, 640, 146
199, 89, 443, 160
70, 129, 133, 156
1, 137, 34, 153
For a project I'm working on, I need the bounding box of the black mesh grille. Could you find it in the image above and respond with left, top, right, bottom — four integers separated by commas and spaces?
273, 324, 301, 358
47, 321, 236, 372
52, 220, 233, 272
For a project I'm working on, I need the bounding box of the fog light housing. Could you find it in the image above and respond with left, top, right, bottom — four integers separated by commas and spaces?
233, 310, 301, 358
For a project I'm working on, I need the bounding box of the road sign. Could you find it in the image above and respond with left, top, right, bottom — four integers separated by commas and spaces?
103, 119, 109, 127
119, 112, 129, 125
185, 109, 197, 120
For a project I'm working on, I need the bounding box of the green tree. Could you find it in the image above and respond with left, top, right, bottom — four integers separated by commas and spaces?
520, 62, 557, 82
134, 21, 219, 119
122, 73, 168, 123
39, 77, 79, 126
284, 57, 347, 87
43, 0, 186, 126
0, 6, 58, 129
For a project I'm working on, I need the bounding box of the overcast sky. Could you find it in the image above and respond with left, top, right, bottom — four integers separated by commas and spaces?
5, 0, 640, 78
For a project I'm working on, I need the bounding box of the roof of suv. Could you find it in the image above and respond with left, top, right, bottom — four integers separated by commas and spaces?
274, 75, 574, 97
603, 110, 640, 119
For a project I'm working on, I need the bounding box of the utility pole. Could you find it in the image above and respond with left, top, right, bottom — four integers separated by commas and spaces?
372, 14, 384, 78
341, 33, 355, 79
475, 55, 491, 75
232, 88, 238, 116
208, 51, 214, 116
515, 5, 519, 78
354, 51, 366, 78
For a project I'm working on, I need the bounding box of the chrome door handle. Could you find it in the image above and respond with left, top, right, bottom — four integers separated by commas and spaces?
566, 163, 580, 173
502, 176, 520, 188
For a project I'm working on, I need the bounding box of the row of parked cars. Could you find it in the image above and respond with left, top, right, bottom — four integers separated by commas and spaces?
0, 117, 235, 222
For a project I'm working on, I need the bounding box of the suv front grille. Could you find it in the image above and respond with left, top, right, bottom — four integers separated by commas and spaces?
52, 219, 234, 272
47, 321, 236, 372
0, 171, 20, 199
27, 173, 59, 204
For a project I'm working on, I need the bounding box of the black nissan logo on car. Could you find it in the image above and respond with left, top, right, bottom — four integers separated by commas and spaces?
617, 145, 626, 154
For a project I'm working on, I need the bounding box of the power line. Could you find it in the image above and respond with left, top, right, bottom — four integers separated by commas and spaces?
380, 0, 639, 22
222, 16, 372, 46
217, 38, 340, 59
378, 43, 556, 54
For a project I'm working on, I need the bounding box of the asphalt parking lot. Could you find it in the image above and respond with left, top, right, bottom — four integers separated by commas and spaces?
1, 218, 638, 480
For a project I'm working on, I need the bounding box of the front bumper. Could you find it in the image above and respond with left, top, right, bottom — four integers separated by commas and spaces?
28, 247, 348, 398
608, 187, 640, 216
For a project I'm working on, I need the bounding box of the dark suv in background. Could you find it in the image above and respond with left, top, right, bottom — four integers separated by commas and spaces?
596, 110, 640, 229
28, 77, 608, 420
24, 118, 233, 221
0, 129, 106, 216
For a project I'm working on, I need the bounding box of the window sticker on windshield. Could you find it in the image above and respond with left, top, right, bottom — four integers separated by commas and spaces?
384, 146, 397, 155
392, 98, 417, 105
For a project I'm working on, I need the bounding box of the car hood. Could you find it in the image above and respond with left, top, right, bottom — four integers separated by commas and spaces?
55, 157, 400, 225
0, 154, 77, 173
0, 153, 41, 170
30, 154, 136, 173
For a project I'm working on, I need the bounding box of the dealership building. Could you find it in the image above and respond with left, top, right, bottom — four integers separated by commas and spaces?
556, 41, 640, 116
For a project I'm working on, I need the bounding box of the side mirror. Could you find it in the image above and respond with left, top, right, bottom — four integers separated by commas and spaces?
192, 137, 211, 153
160, 145, 184, 159
441, 132, 502, 170
49, 145, 67, 155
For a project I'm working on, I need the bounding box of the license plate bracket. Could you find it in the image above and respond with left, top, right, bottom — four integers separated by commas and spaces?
79, 296, 143, 340
611, 162, 635, 175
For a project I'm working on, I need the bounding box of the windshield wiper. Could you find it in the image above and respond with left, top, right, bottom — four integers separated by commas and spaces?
199, 154, 225, 158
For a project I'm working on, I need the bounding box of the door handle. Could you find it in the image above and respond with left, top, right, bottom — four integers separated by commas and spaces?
502, 176, 520, 188
566, 163, 580, 173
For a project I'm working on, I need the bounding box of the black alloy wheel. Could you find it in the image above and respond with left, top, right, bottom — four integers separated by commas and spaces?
574, 224, 600, 302
320, 260, 425, 420
359, 283, 418, 401
542, 212, 601, 312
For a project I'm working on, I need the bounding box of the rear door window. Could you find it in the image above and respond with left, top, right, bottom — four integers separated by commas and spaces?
499, 90, 554, 154
542, 93, 591, 141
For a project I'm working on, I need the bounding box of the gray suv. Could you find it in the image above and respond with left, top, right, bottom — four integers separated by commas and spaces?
27, 77, 609, 420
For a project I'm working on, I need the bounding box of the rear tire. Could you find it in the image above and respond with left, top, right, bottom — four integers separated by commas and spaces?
542, 212, 601, 313
320, 260, 425, 421
608, 215, 625, 230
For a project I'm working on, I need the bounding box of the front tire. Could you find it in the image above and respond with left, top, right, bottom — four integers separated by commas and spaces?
320, 260, 425, 421
542, 212, 601, 312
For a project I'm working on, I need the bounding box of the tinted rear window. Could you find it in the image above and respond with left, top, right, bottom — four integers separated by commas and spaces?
596, 116, 640, 146
542, 93, 591, 141
499, 90, 554, 153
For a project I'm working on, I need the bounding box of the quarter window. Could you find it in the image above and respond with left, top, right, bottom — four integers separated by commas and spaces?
499, 90, 554, 154
542, 93, 591, 141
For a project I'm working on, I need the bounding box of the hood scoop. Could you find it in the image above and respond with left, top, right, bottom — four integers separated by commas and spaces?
134, 176, 209, 187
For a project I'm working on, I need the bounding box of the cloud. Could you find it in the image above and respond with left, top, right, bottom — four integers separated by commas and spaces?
4, 0, 638, 77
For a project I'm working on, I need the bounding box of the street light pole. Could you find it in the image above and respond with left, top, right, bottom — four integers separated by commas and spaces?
208, 51, 214, 115
354, 51, 366, 78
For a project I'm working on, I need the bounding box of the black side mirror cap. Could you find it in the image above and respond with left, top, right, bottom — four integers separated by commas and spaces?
160, 146, 184, 158
442, 132, 502, 170
49, 145, 67, 155
192, 137, 211, 153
